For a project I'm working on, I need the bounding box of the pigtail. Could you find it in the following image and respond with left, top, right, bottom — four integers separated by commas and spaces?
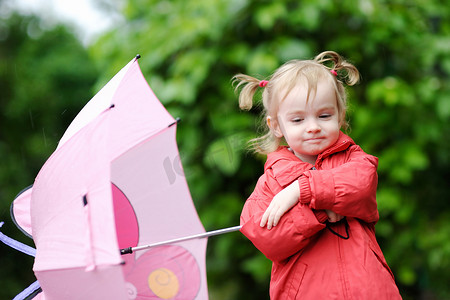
232, 74, 278, 154
314, 51, 360, 86
232, 74, 263, 110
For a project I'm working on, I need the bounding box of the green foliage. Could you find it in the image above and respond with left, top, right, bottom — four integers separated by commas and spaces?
0, 12, 99, 299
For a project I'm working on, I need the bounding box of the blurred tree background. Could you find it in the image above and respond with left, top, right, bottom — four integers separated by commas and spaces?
0, 0, 448, 299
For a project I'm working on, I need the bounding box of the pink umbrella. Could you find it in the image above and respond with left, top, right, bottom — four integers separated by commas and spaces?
3, 56, 240, 300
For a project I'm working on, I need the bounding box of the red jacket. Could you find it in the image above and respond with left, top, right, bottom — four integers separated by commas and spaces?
240, 132, 401, 299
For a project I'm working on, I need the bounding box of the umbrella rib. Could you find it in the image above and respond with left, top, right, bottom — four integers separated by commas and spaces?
121, 225, 242, 255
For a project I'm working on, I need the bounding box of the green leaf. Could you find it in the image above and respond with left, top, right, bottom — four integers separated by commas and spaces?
204, 133, 247, 175
247, 50, 279, 76
242, 254, 272, 283
255, 2, 287, 30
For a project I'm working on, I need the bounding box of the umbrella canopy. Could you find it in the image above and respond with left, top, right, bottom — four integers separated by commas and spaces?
28, 56, 208, 299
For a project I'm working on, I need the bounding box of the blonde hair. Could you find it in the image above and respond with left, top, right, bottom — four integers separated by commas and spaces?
233, 50, 360, 154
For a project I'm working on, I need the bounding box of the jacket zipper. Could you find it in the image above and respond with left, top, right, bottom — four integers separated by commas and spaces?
338, 230, 350, 299
314, 162, 351, 299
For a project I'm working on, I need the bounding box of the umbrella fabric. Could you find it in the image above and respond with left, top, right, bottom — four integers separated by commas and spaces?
10, 186, 34, 238
27, 57, 208, 299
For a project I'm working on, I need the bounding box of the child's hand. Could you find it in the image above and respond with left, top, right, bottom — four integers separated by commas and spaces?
260, 180, 300, 229
325, 210, 344, 223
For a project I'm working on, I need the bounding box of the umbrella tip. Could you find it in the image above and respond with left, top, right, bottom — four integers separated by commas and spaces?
136, 54, 141, 60
168, 117, 181, 127
120, 247, 133, 255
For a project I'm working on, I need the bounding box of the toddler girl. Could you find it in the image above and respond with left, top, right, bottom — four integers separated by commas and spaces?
234, 51, 401, 299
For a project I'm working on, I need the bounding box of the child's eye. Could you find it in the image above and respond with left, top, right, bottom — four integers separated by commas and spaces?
319, 114, 332, 119
291, 118, 304, 123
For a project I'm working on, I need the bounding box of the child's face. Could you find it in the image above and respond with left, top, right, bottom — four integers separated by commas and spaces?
270, 79, 340, 164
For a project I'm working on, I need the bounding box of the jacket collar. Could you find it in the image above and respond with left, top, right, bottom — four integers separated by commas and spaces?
317, 132, 355, 161
264, 132, 355, 187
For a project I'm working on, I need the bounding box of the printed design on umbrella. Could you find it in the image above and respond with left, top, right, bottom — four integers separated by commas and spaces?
125, 245, 201, 299
112, 182, 201, 299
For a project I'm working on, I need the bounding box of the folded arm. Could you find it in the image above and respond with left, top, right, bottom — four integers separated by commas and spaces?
299, 146, 379, 223
240, 185, 327, 262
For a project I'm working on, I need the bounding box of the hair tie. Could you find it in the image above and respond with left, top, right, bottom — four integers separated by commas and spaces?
259, 80, 268, 88
330, 69, 338, 76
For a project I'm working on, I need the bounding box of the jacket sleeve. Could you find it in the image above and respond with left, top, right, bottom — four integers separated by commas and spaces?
240, 174, 327, 262
298, 145, 379, 223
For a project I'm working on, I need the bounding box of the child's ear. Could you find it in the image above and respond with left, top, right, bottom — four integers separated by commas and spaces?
267, 116, 283, 138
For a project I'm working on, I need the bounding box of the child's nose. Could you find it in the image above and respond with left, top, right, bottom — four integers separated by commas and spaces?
306, 119, 321, 133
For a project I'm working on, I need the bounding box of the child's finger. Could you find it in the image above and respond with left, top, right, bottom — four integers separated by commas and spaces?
267, 209, 277, 229
272, 210, 283, 227
260, 207, 271, 227
260, 212, 268, 227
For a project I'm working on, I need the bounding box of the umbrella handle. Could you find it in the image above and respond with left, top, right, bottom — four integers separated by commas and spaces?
120, 225, 242, 255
